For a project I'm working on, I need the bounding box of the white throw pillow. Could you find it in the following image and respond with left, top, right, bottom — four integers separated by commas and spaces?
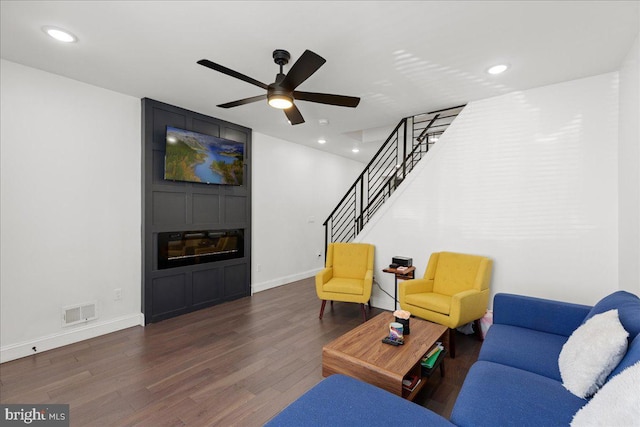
571, 361, 640, 426
558, 309, 628, 398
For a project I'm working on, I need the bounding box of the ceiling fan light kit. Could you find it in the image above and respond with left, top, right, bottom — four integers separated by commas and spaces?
268, 96, 293, 109
197, 49, 360, 125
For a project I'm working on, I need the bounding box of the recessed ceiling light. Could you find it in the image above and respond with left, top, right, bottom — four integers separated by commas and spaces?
487, 64, 508, 75
318, 119, 330, 126
42, 26, 77, 43
352, 148, 360, 153
318, 138, 326, 144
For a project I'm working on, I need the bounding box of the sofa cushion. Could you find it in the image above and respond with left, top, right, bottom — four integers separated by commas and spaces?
571, 361, 640, 427
584, 291, 640, 339
478, 324, 567, 381
558, 309, 628, 398
264, 374, 455, 427
451, 361, 587, 427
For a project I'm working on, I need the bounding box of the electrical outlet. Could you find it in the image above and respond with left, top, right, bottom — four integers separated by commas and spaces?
114, 288, 122, 300
257, 264, 261, 272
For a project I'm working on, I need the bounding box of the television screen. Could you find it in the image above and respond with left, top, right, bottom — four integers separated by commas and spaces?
164, 126, 244, 185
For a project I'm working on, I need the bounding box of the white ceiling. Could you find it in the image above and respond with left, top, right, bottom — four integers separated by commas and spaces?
1, 1, 638, 162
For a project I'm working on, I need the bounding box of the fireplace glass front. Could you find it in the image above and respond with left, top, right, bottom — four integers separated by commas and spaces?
157, 229, 244, 270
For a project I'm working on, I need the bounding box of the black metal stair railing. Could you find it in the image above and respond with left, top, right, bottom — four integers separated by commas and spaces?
323, 105, 465, 247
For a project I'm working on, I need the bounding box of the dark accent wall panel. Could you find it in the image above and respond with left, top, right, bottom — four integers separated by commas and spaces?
152, 192, 187, 224
142, 98, 252, 324
224, 263, 248, 300
193, 193, 220, 224
192, 268, 223, 308
152, 274, 187, 315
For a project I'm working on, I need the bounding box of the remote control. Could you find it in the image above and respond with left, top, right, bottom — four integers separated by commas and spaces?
382, 337, 404, 346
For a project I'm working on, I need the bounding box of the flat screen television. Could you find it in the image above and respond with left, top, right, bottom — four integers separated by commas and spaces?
164, 126, 244, 185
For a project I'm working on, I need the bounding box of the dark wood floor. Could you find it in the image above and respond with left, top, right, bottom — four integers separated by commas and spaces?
0, 277, 481, 426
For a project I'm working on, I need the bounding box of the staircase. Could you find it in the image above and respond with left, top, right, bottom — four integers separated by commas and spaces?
323, 105, 465, 247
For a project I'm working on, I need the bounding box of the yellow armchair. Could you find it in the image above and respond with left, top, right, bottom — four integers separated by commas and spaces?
399, 251, 492, 357
316, 242, 375, 322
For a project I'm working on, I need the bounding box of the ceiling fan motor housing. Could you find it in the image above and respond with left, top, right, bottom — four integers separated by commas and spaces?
272, 49, 291, 66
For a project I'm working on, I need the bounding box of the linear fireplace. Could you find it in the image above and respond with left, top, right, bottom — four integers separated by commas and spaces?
157, 229, 244, 270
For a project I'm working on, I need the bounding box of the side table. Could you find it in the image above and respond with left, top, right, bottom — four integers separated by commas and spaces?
382, 266, 416, 310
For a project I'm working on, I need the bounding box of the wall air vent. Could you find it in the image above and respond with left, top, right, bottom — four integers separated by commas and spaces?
62, 302, 98, 327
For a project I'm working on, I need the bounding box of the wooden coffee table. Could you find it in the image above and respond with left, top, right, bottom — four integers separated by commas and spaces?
322, 312, 448, 400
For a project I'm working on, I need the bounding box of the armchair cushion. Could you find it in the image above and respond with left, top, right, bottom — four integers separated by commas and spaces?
323, 278, 365, 295
405, 292, 450, 314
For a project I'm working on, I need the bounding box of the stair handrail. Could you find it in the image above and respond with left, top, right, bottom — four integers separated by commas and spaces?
323, 104, 465, 248
322, 118, 407, 223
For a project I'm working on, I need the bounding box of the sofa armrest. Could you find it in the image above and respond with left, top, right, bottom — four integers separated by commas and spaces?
493, 293, 591, 337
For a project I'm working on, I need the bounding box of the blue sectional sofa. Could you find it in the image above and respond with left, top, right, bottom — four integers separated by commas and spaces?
266, 291, 640, 426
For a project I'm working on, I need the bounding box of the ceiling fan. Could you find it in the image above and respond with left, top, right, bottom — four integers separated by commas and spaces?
197, 49, 360, 125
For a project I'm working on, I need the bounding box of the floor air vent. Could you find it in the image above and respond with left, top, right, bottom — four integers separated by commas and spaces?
62, 302, 98, 327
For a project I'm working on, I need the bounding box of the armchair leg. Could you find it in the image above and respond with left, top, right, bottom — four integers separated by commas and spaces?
474, 319, 484, 341
449, 328, 456, 359
319, 300, 327, 319
360, 303, 368, 322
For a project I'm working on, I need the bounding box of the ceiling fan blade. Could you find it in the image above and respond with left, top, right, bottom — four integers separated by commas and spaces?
197, 59, 268, 90
284, 104, 305, 125
217, 94, 267, 109
293, 91, 360, 108
280, 50, 326, 90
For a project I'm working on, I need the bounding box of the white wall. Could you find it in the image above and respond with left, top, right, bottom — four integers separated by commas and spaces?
0, 60, 142, 362
618, 32, 640, 296
0, 59, 366, 362
357, 73, 620, 310
251, 133, 363, 292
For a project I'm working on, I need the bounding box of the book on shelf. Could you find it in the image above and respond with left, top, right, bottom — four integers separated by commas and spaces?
421, 342, 444, 369
423, 341, 442, 359
402, 374, 422, 392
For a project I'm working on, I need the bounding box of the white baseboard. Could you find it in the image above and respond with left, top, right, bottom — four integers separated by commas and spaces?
252, 268, 322, 294
0, 313, 144, 363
